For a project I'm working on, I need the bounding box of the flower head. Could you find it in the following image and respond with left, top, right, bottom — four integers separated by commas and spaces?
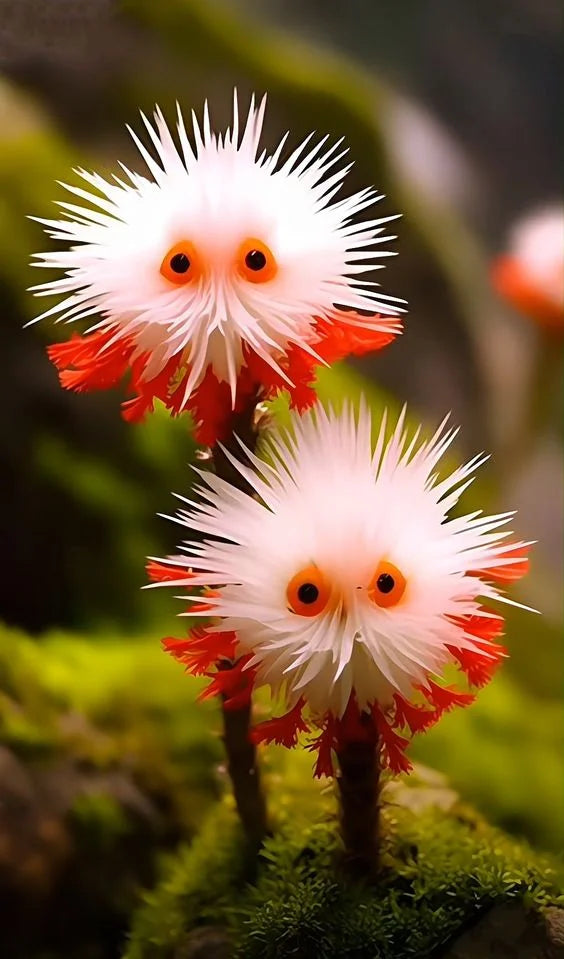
492, 204, 563, 333
31, 93, 403, 443
154, 403, 531, 775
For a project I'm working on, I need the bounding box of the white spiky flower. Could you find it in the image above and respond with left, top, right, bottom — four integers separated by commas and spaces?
30, 92, 403, 409
159, 402, 530, 723
508, 204, 563, 302
493, 203, 563, 331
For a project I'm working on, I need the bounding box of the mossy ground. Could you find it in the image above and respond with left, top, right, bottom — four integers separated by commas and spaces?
0, 624, 561, 957
124, 766, 563, 959
0, 625, 220, 958
2, 621, 561, 853
0, 624, 222, 833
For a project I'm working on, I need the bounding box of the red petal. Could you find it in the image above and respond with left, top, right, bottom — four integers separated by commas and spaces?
242, 312, 399, 415
163, 628, 236, 675
371, 705, 412, 774
338, 695, 378, 744
251, 698, 309, 747
241, 345, 294, 406
162, 634, 200, 664
447, 642, 507, 688
47, 330, 134, 393
199, 655, 256, 706
307, 714, 337, 778
393, 695, 437, 734
189, 600, 216, 614
146, 560, 193, 583
222, 686, 254, 710
419, 681, 475, 714
187, 366, 236, 446
473, 544, 530, 584
122, 355, 182, 422
448, 610, 505, 642
314, 312, 400, 364
492, 256, 564, 332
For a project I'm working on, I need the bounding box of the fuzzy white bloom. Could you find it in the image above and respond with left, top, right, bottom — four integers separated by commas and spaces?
160, 403, 530, 718
506, 204, 564, 310
30, 93, 403, 402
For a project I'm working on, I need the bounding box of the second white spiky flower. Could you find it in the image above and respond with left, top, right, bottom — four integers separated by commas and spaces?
159, 403, 530, 751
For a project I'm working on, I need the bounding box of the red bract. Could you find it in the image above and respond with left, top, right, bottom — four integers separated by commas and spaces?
492, 254, 563, 334
161, 603, 512, 778
47, 312, 399, 445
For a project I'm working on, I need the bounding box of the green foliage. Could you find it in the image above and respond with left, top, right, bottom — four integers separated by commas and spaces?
0, 623, 221, 832
0, 121, 76, 313
124, 803, 249, 958
411, 671, 564, 851
0, 621, 561, 956
1, 613, 561, 855
125, 781, 563, 959
70, 792, 131, 847
0, 102, 202, 632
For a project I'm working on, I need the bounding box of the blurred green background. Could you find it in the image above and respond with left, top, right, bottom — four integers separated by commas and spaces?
0, 1, 561, 956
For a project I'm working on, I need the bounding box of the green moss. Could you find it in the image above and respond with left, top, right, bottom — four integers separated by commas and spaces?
0, 127, 77, 315
412, 672, 564, 852
70, 792, 131, 847
124, 777, 563, 959
1, 620, 561, 853
0, 623, 561, 956
0, 99, 202, 633
0, 624, 221, 832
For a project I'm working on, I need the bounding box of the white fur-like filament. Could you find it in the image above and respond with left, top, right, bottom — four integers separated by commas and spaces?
157, 403, 530, 718
30, 92, 404, 403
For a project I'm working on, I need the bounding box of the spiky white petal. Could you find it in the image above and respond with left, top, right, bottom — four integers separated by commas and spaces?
30, 93, 404, 402
159, 403, 529, 718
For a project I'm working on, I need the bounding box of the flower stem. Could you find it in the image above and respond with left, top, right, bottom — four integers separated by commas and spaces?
212, 402, 269, 852
336, 722, 380, 878
220, 680, 268, 852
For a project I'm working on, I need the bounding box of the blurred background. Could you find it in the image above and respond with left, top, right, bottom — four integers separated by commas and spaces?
0, 1, 562, 956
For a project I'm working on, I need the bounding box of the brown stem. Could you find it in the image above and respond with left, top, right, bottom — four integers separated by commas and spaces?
220, 683, 268, 853
336, 721, 380, 879
211, 401, 269, 852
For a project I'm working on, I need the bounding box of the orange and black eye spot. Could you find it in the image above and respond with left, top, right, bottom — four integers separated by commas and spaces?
160, 241, 202, 285
368, 561, 407, 609
286, 564, 331, 617
237, 238, 277, 283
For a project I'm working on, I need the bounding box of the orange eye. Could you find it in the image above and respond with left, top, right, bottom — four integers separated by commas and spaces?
237, 237, 277, 283
368, 561, 407, 609
160, 241, 202, 285
286, 564, 331, 617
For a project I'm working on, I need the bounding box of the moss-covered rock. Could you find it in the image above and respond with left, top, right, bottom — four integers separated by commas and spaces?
0, 625, 220, 959
124, 768, 563, 959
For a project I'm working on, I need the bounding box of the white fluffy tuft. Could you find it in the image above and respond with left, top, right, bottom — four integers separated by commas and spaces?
30, 93, 404, 399
507, 203, 564, 308
161, 403, 529, 718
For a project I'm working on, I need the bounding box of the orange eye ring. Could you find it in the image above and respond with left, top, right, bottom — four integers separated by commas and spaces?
286, 564, 331, 618
237, 237, 277, 283
160, 241, 202, 285
368, 561, 407, 609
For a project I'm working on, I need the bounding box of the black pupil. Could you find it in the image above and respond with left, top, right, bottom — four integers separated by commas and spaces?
170, 252, 190, 274
297, 582, 319, 605
245, 249, 267, 271
376, 573, 395, 594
